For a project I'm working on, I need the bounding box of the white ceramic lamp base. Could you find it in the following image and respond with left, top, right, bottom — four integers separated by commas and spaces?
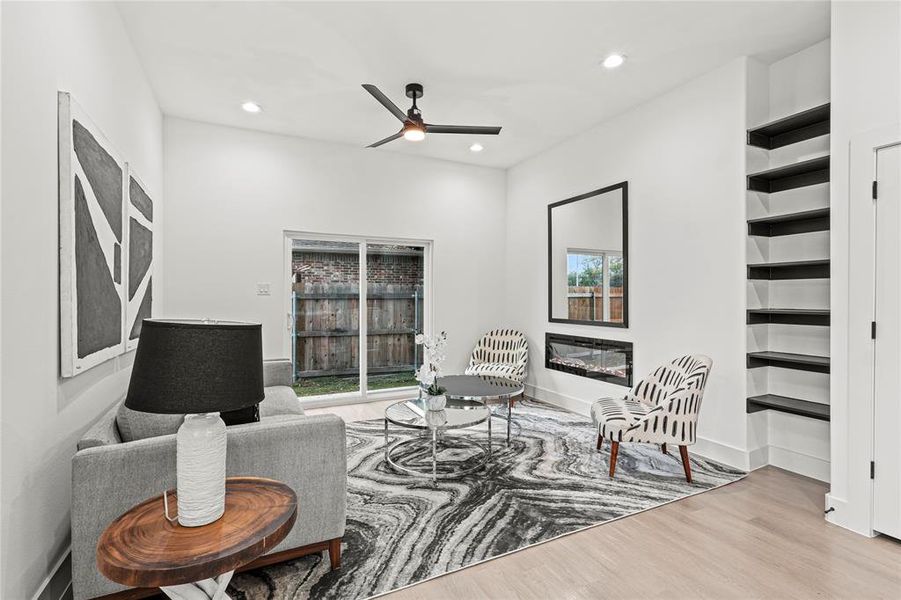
176, 413, 227, 527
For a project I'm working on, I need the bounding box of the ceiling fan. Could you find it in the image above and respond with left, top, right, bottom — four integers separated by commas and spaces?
362, 83, 502, 148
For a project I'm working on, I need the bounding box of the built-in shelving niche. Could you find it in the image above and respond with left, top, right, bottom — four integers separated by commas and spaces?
746, 309, 830, 326
747, 394, 830, 421
747, 156, 830, 193
747, 351, 830, 374
747, 103, 830, 150
747, 208, 830, 237
746, 103, 831, 422
747, 259, 830, 280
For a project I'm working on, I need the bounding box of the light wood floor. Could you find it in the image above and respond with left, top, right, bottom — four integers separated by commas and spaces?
309, 400, 901, 599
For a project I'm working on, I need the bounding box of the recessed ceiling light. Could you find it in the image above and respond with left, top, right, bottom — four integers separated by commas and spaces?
470, 143, 484, 153
241, 101, 262, 113
602, 54, 626, 69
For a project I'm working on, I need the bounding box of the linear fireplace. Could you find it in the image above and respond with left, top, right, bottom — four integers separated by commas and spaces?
545, 333, 633, 387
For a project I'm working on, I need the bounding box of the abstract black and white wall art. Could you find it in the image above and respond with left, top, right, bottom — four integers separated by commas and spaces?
59, 92, 127, 377
58, 92, 154, 377
126, 173, 153, 351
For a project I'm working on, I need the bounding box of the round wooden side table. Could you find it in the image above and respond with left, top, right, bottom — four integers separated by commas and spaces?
97, 477, 297, 600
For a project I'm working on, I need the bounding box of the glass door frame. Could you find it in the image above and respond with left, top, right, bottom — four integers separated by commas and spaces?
283, 230, 433, 407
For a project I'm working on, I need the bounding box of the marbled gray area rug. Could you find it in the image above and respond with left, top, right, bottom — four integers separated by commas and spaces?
228, 400, 744, 600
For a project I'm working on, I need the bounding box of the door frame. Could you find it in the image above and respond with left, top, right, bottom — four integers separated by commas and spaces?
837, 124, 901, 536
282, 230, 434, 408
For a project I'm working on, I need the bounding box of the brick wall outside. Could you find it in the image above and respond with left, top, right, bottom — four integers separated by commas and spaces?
292, 250, 423, 287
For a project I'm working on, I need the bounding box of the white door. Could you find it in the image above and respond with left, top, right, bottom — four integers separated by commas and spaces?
874, 143, 901, 539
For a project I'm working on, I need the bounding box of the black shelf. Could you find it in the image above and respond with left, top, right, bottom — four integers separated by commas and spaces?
747, 156, 830, 193
747, 259, 830, 280
747, 351, 830, 374
747, 309, 830, 326
747, 394, 830, 421
747, 208, 830, 237
747, 104, 831, 150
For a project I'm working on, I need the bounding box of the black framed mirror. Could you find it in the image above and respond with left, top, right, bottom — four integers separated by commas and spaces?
548, 181, 628, 328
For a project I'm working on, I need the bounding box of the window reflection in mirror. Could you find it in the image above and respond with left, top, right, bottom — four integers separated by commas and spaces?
565, 250, 623, 322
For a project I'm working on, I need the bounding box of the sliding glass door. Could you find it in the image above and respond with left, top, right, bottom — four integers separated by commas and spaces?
366, 243, 425, 392
287, 234, 429, 401
290, 239, 362, 397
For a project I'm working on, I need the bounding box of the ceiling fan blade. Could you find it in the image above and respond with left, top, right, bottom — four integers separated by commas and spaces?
367, 131, 403, 148
425, 124, 502, 135
362, 84, 407, 122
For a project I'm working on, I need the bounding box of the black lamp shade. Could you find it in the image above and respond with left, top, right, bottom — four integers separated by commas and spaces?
125, 319, 264, 415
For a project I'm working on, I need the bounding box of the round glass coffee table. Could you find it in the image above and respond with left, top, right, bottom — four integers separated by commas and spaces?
384, 398, 492, 484
436, 375, 525, 444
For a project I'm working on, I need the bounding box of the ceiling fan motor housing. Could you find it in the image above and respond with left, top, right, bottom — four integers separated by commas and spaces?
405, 83, 424, 99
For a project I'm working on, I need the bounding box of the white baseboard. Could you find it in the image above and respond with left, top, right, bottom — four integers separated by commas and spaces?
768, 444, 830, 482
824, 494, 876, 537
690, 436, 752, 471
524, 383, 593, 416
747, 444, 770, 471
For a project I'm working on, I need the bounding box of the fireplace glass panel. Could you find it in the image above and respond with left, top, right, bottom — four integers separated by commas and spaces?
545, 333, 633, 387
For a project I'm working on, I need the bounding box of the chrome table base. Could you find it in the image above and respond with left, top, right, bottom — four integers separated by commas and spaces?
384, 417, 492, 484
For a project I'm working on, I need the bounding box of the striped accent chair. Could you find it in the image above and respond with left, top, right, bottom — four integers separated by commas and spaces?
590, 355, 713, 482
464, 329, 529, 384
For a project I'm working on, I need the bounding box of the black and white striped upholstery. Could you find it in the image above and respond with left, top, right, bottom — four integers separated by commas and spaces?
591, 355, 713, 445
464, 329, 529, 384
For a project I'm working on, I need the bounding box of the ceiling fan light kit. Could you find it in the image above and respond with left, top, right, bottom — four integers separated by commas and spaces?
403, 121, 426, 142
363, 82, 502, 148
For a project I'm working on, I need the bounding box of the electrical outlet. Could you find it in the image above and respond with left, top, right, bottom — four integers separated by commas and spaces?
256, 282, 271, 296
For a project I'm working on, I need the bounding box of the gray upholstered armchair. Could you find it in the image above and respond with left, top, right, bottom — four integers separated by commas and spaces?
71, 359, 347, 600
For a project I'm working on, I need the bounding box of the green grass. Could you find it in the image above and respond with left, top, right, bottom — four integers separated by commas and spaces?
293, 371, 418, 397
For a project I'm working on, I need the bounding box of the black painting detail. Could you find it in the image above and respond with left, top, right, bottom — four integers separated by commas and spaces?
129, 176, 153, 221
128, 219, 152, 301
74, 176, 122, 358
113, 243, 121, 284
129, 278, 152, 340
73, 120, 123, 242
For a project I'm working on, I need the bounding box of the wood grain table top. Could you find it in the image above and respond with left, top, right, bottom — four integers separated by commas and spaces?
96, 477, 297, 588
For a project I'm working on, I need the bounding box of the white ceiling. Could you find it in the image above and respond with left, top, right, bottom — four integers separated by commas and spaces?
117, 1, 829, 168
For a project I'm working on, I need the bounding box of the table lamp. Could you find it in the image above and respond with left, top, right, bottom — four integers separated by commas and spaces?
125, 319, 264, 527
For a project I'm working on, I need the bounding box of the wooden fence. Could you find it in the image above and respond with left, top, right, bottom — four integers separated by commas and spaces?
292, 283, 423, 378
567, 286, 624, 322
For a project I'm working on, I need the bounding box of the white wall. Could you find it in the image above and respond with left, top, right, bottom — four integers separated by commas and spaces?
163, 118, 507, 377
505, 59, 749, 468
828, 0, 901, 535
0, 3, 163, 598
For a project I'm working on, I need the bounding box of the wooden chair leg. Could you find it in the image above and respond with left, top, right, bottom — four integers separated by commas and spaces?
679, 445, 692, 483
661, 443, 668, 455
609, 441, 619, 478
328, 538, 342, 570
596, 434, 603, 451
